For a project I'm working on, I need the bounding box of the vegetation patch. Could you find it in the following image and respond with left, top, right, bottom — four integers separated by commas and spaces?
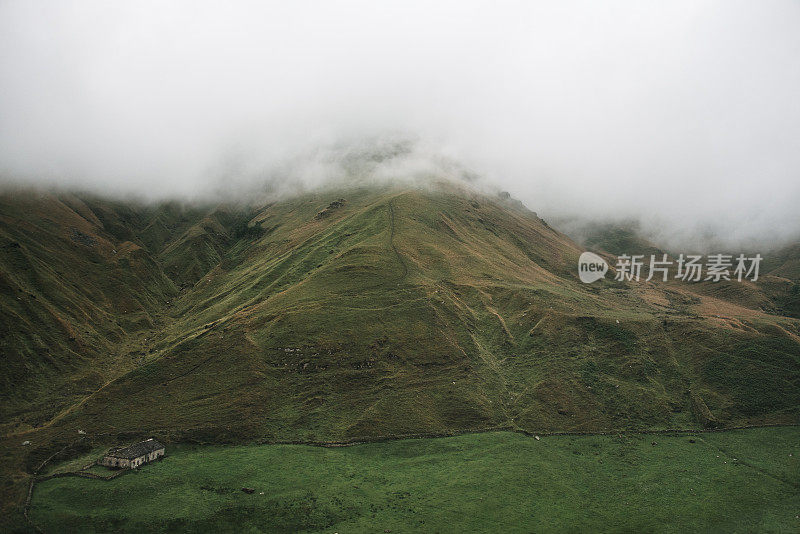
31, 428, 800, 533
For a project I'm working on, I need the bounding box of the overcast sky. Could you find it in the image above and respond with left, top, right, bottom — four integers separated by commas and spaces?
1, 1, 799, 248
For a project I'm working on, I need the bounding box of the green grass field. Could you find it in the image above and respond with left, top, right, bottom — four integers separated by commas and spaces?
31, 427, 799, 533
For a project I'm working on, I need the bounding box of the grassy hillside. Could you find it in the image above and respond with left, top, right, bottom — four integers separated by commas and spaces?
42, 185, 796, 438
2, 182, 799, 529
30, 427, 800, 533
0, 191, 179, 430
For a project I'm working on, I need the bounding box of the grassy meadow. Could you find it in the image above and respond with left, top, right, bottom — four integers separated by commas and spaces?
31, 427, 800, 533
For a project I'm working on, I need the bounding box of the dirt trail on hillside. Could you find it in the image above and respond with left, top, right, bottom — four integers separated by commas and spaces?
388, 201, 408, 282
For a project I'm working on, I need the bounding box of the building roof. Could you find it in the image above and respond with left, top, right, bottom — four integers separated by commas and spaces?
106, 438, 165, 460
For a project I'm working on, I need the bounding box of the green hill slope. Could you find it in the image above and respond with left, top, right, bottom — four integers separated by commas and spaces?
1, 183, 799, 527
0, 191, 179, 427
3, 184, 798, 435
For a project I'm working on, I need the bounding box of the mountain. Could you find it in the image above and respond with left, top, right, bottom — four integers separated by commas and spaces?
560, 218, 800, 320
1, 183, 799, 526
565, 219, 666, 258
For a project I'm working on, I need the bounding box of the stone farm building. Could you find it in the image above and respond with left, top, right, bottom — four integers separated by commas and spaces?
100, 438, 165, 469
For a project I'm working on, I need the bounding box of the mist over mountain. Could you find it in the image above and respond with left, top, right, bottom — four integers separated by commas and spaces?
1, 1, 799, 251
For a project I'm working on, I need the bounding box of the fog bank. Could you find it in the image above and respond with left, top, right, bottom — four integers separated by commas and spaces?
1, 1, 799, 249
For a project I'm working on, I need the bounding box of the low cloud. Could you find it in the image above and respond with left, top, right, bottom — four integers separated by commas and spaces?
1, 1, 799, 249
